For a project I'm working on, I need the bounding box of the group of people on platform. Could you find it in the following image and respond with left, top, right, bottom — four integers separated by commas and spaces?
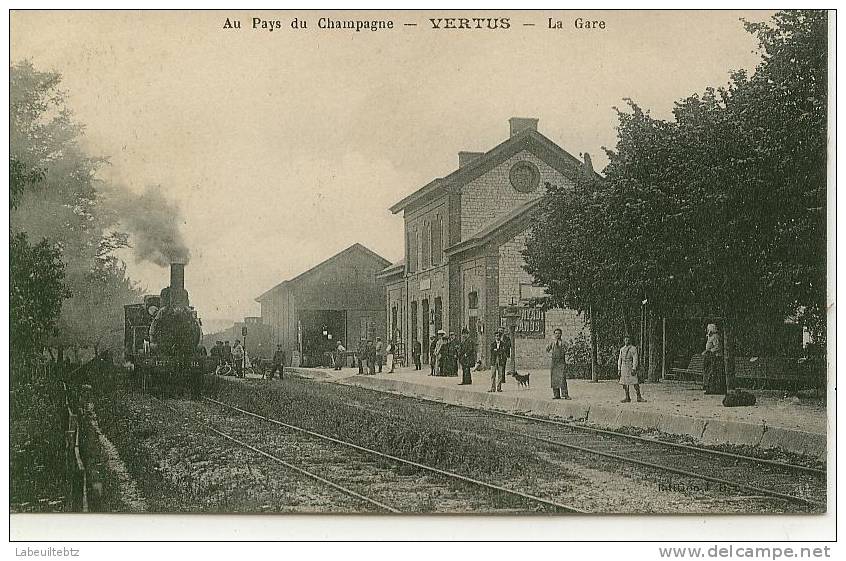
207, 339, 286, 380
421, 328, 479, 384
354, 337, 398, 375
326, 321, 727, 404
210, 339, 244, 377
210, 340, 232, 367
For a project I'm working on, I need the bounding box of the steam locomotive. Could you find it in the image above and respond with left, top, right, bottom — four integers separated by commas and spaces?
124, 262, 209, 396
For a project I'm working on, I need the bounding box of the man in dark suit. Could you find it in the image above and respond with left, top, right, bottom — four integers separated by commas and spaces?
458, 328, 477, 385
268, 344, 285, 380
411, 338, 422, 370
489, 328, 511, 392
356, 339, 366, 374
364, 340, 376, 375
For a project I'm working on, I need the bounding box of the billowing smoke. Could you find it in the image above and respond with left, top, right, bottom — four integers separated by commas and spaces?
110, 185, 190, 267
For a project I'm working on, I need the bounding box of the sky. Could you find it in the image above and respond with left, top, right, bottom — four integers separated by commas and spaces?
10, 10, 771, 327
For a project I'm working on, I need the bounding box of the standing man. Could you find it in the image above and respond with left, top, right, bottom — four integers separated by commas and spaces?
446, 332, 459, 377
458, 328, 477, 385
489, 328, 510, 392
232, 340, 244, 378
375, 337, 385, 373
268, 344, 285, 380
546, 328, 570, 399
364, 340, 376, 375
411, 337, 422, 371
223, 340, 232, 367
356, 339, 366, 374
209, 341, 221, 374
618, 334, 646, 403
386, 339, 396, 373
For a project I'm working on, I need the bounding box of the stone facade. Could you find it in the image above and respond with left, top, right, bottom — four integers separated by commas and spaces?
461, 150, 563, 239
385, 118, 590, 370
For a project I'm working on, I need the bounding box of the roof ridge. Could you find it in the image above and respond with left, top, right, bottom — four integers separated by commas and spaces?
255, 243, 391, 301
389, 128, 584, 214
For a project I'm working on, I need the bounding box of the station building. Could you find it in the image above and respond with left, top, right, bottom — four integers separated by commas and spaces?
380, 117, 592, 369
256, 243, 390, 366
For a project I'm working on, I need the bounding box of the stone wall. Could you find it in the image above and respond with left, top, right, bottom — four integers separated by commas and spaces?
497, 229, 588, 369
460, 150, 571, 239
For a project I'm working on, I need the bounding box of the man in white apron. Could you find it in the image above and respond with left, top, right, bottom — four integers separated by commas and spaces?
618, 335, 646, 403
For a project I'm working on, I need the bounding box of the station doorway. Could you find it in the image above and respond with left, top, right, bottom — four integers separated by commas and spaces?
299, 309, 346, 367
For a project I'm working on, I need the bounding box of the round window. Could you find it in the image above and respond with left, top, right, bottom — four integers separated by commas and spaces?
509, 161, 540, 193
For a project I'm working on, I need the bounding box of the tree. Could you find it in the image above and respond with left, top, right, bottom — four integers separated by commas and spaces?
10, 60, 143, 362
524, 10, 828, 374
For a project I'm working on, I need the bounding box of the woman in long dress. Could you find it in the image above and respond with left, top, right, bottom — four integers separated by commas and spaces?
703, 323, 726, 394
433, 330, 446, 376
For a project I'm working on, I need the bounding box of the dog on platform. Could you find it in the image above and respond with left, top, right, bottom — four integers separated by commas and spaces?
509, 371, 531, 389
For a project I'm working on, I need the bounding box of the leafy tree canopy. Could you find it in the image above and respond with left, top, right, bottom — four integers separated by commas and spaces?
524, 10, 827, 345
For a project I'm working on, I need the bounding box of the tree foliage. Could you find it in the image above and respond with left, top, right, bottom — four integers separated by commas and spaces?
9, 233, 69, 370
10, 60, 143, 361
524, 10, 827, 348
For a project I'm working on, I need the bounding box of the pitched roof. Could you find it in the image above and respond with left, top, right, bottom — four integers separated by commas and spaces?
444, 197, 543, 257
255, 243, 391, 302
389, 128, 588, 214
376, 258, 406, 279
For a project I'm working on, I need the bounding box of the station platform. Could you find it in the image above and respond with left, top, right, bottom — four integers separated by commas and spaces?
286, 365, 828, 460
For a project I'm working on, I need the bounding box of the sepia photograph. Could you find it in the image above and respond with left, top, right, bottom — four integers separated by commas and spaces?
6, 6, 834, 543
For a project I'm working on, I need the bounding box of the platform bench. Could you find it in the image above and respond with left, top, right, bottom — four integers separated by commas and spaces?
667, 355, 705, 381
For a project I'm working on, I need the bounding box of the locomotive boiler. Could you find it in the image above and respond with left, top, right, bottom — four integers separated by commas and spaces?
124, 261, 207, 396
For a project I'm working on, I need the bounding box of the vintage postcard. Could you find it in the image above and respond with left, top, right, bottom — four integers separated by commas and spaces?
8, 8, 833, 542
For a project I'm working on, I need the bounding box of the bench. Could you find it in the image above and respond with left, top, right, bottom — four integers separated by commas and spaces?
734, 356, 822, 391
667, 355, 705, 381
667, 354, 821, 392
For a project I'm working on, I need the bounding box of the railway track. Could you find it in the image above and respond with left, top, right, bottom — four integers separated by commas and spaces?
308, 381, 826, 512
488, 420, 824, 510
153, 397, 395, 512
158, 395, 586, 513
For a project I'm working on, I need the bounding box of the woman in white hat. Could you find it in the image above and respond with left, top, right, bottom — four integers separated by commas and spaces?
702, 323, 725, 395
433, 329, 447, 376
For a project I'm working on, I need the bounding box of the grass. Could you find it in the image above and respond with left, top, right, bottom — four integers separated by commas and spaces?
10, 370, 68, 512
207, 375, 554, 480
78, 370, 580, 512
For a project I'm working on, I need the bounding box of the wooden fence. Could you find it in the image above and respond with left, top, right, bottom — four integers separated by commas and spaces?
61, 380, 89, 512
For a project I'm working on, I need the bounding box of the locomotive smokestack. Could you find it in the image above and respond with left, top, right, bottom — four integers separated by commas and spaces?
170, 262, 185, 292
169, 262, 189, 307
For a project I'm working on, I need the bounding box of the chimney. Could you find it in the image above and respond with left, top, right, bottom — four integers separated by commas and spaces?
458, 151, 484, 167
582, 152, 595, 176
509, 117, 539, 137
169, 262, 189, 307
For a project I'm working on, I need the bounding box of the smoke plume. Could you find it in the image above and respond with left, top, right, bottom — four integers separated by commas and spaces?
110, 185, 190, 267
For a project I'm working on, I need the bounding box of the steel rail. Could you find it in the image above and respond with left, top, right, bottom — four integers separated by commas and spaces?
470, 407, 826, 477
204, 397, 587, 514
326, 396, 825, 510
323, 375, 825, 477
492, 427, 825, 510
155, 398, 400, 513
